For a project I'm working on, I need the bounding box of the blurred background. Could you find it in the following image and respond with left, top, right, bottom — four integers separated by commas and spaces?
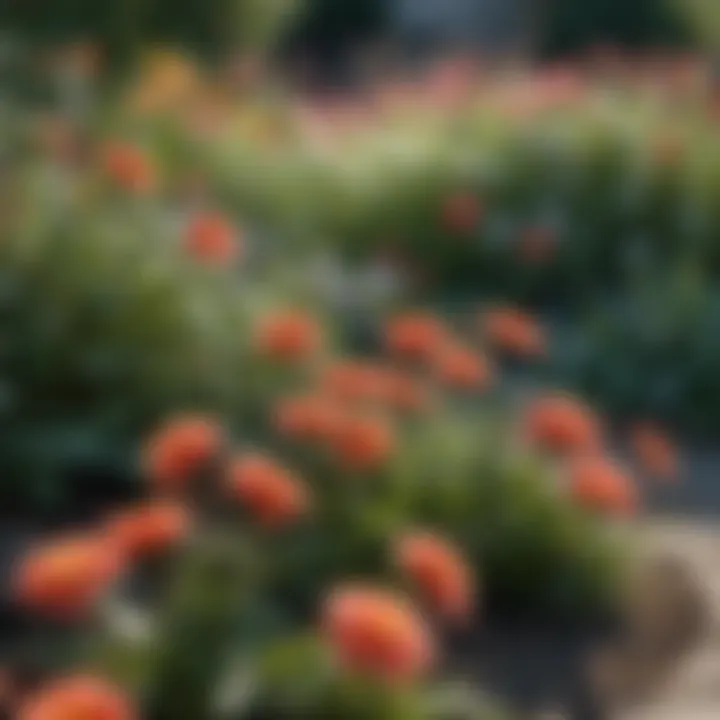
0, 0, 696, 72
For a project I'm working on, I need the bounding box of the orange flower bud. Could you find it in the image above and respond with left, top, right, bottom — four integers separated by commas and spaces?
15, 536, 124, 620
319, 362, 428, 413
106, 501, 191, 560
254, 310, 323, 362
322, 585, 436, 682
228, 453, 310, 527
394, 531, 476, 624
524, 394, 602, 456
569, 456, 638, 516
18, 675, 136, 720
482, 306, 546, 358
185, 211, 240, 265
101, 141, 156, 194
384, 313, 446, 361
433, 345, 492, 390
143, 415, 224, 492
330, 414, 395, 471
274, 394, 344, 442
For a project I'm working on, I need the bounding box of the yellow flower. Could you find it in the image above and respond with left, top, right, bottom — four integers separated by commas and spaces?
126, 48, 201, 116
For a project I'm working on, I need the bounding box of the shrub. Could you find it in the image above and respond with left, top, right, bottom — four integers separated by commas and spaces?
177, 62, 720, 430
551, 270, 720, 437
9, 358, 627, 716
133, 306, 629, 623
2, 82, 636, 714
0, 114, 329, 512
200, 72, 720, 305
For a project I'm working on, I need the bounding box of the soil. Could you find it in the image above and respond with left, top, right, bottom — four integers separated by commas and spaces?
619, 521, 720, 720
448, 532, 707, 720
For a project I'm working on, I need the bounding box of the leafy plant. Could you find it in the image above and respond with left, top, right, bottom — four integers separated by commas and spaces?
674, 0, 720, 52
0, 112, 326, 511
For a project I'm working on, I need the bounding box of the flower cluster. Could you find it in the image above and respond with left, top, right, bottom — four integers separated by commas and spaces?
0, 50, 687, 718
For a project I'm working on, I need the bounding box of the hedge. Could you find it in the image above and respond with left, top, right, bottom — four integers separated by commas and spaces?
174, 62, 720, 430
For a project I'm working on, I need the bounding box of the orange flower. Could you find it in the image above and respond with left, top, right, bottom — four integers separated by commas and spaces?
394, 531, 476, 624
330, 414, 395, 471
228, 453, 310, 527
143, 415, 224, 492
185, 211, 240, 265
482, 306, 546, 358
384, 313, 446, 361
569, 456, 638, 516
101, 141, 156, 194
15, 535, 124, 619
254, 310, 323, 362
442, 192, 482, 234
274, 393, 344, 442
434, 345, 492, 390
321, 361, 388, 404
322, 585, 436, 682
524, 394, 601, 456
18, 675, 136, 720
631, 423, 678, 482
106, 501, 191, 560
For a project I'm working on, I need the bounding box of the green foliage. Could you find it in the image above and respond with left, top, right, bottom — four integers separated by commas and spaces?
84, 402, 616, 716
402, 414, 622, 616
553, 268, 720, 436
147, 531, 257, 720
0, 0, 306, 71
195, 83, 720, 430
0, 120, 317, 510
673, 0, 720, 50
0, 47, 641, 720
234, 390, 623, 622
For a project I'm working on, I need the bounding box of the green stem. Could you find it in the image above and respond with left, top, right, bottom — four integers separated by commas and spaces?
147, 529, 255, 720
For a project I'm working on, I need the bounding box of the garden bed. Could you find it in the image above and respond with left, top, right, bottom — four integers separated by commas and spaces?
0, 45, 712, 720
0, 519, 706, 720
151, 57, 720, 433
